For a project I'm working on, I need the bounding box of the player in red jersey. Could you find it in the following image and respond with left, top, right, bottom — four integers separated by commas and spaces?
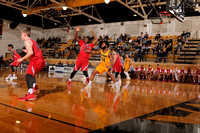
159, 66, 166, 81
193, 67, 200, 84
112, 48, 122, 83
165, 65, 172, 82
134, 65, 139, 79
17, 29, 45, 101
138, 65, 145, 80
68, 26, 97, 87
3, 44, 22, 80
153, 64, 161, 81
184, 67, 193, 84
145, 65, 153, 80
178, 66, 186, 83
172, 66, 179, 82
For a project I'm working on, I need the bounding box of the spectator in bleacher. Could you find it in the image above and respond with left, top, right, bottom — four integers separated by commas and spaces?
152, 43, 159, 55
155, 31, 161, 41
117, 34, 123, 43
105, 34, 109, 41
177, 37, 182, 44
134, 50, 139, 62
68, 49, 76, 59
144, 32, 149, 39
69, 61, 75, 67
127, 34, 131, 40
164, 37, 169, 47
174, 42, 183, 54
156, 50, 163, 63
162, 49, 168, 63
169, 36, 173, 45
181, 31, 187, 38
123, 33, 127, 41
186, 30, 191, 38
57, 61, 63, 66
139, 49, 145, 62
166, 43, 173, 54
182, 36, 186, 44
64, 61, 69, 66
160, 43, 164, 51
139, 32, 144, 42
88, 62, 93, 68
159, 37, 164, 44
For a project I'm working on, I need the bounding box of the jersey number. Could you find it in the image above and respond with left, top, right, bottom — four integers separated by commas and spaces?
101, 57, 105, 62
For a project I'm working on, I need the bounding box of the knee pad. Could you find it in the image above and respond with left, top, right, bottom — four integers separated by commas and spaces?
10, 65, 15, 72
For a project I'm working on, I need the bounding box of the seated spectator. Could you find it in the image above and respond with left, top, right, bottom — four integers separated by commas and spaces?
166, 43, 173, 54
159, 43, 164, 51
139, 32, 144, 42
164, 37, 169, 47
64, 61, 69, 66
174, 42, 183, 54
57, 61, 63, 66
159, 37, 164, 44
134, 50, 139, 62
186, 30, 191, 38
168, 36, 173, 44
155, 31, 161, 41
139, 49, 145, 62
105, 34, 109, 41
177, 37, 182, 44
88, 62, 93, 68
69, 61, 75, 67
181, 31, 187, 38
162, 49, 168, 63
144, 32, 149, 39
156, 50, 162, 63
152, 43, 159, 55
117, 35, 123, 43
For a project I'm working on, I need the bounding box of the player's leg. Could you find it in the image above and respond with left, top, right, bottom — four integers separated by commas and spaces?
19, 65, 36, 101
81, 59, 90, 84
85, 69, 99, 89
19, 59, 45, 101
6, 65, 13, 80
124, 67, 130, 80
68, 59, 81, 86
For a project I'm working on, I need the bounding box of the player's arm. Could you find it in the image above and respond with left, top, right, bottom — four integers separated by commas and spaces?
90, 29, 98, 45
17, 40, 33, 62
113, 53, 117, 64
90, 49, 101, 54
108, 51, 114, 67
129, 58, 133, 67
75, 26, 80, 43
3, 51, 14, 61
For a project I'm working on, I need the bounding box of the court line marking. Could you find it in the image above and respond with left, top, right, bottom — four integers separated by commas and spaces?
0, 102, 92, 131
90, 98, 199, 132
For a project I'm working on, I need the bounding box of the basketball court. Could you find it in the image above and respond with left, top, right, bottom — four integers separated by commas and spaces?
0, 0, 200, 133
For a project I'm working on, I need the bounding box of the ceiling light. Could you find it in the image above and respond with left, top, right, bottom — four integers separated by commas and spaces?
89, 19, 91, 21
62, 6, 67, 10
133, 14, 137, 17
16, 120, 20, 124
105, 0, 110, 4
22, 13, 27, 17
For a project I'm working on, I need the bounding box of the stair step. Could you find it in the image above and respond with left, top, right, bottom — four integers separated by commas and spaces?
177, 58, 196, 60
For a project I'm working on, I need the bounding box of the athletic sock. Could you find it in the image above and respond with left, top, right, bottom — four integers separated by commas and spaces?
8, 74, 12, 77
28, 88, 34, 94
88, 81, 92, 86
69, 78, 72, 82
13, 74, 16, 77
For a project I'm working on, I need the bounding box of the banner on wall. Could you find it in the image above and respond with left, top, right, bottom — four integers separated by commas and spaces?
0, 19, 3, 39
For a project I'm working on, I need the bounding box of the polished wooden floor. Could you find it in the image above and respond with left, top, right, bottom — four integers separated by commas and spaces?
0, 68, 199, 133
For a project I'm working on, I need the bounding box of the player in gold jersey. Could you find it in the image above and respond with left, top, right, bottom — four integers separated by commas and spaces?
85, 41, 120, 89
123, 54, 133, 80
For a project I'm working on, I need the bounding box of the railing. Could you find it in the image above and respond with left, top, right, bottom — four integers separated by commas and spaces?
189, 30, 198, 54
